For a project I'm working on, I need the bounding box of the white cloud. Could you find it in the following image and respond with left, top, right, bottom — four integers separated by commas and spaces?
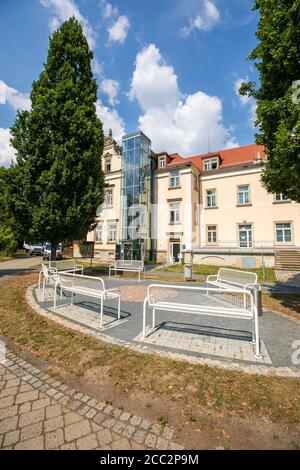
0, 80, 31, 111
108, 15, 130, 44
181, 0, 220, 36
0, 128, 16, 167
129, 44, 237, 155
96, 99, 125, 143
40, 0, 96, 49
234, 77, 257, 127
101, 0, 118, 19
101, 78, 120, 106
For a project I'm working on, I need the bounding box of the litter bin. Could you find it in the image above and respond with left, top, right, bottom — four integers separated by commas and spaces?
184, 264, 192, 281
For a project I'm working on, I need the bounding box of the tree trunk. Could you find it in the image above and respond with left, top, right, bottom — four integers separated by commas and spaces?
50, 243, 57, 261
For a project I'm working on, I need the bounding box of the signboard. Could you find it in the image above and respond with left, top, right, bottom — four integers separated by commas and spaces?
73, 241, 94, 259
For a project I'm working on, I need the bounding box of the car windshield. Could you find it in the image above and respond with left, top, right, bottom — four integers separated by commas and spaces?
45, 244, 51, 250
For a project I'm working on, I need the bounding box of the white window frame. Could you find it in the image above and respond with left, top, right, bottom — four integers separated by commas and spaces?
105, 159, 112, 173
169, 170, 180, 188
158, 157, 166, 169
238, 185, 250, 205
238, 224, 253, 248
108, 223, 117, 242
275, 193, 289, 202
275, 222, 292, 244
203, 157, 219, 172
95, 222, 103, 243
206, 189, 217, 208
207, 225, 217, 244
105, 188, 113, 207
169, 202, 180, 224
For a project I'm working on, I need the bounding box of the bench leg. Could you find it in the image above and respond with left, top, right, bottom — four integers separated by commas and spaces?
143, 298, 148, 339
254, 310, 261, 358
152, 309, 156, 329
71, 290, 74, 306
42, 279, 46, 301
117, 296, 120, 320
100, 298, 103, 327
53, 284, 57, 310
38, 271, 42, 290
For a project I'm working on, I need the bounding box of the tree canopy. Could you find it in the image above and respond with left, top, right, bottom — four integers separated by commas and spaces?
8, 17, 104, 257
240, 0, 300, 202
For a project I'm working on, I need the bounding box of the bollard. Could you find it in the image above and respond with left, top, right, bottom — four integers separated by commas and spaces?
184, 264, 193, 281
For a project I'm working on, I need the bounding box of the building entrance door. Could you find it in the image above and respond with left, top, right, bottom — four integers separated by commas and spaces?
124, 243, 132, 260
239, 224, 253, 248
169, 242, 180, 263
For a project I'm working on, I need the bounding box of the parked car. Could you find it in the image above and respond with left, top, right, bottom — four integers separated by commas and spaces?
43, 243, 63, 261
23, 241, 44, 257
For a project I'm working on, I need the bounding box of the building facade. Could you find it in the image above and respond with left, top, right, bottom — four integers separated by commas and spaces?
87, 130, 300, 268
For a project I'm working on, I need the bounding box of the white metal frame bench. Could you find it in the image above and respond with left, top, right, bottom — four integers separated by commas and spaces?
109, 259, 145, 281
53, 273, 120, 327
49, 259, 84, 275
142, 283, 260, 357
206, 268, 260, 292
38, 264, 60, 301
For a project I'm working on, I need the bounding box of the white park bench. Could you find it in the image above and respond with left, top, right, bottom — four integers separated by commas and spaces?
206, 268, 259, 292
53, 273, 120, 327
142, 284, 260, 357
109, 259, 145, 281
49, 259, 84, 275
38, 264, 60, 301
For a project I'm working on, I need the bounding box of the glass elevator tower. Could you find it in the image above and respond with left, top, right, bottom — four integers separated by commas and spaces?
119, 131, 156, 261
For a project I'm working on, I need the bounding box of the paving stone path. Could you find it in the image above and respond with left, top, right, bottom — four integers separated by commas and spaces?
0, 351, 183, 450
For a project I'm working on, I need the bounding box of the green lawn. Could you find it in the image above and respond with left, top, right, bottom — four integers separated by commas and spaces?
158, 264, 276, 283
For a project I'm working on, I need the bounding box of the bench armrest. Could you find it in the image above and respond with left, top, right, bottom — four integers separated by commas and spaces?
206, 275, 218, 282
105, 287, 120, 295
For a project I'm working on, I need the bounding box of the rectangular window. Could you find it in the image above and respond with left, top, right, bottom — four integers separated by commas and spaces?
169, 202, 180, 224
275, 193, 289, 201
203, 157, 218, 171
207, 225, 217, 244
194, 175, 199, 191
158, 157, 166, 168
239, 224, 253, 248
169, 170, 180, 188
206, 189, 216, 207
238, 185, 250, 205
95, 223, 103, 242
108, 223, 117, 242
105, 188, 113, 207
105, 159, 111, 173
276, 223, 292, 243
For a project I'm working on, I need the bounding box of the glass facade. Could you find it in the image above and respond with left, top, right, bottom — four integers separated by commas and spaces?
120, 131, 156, 261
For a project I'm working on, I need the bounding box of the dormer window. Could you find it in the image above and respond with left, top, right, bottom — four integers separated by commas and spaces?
105, 159, 112, 173
158, 156, 166, 169
203, 157, 219, 171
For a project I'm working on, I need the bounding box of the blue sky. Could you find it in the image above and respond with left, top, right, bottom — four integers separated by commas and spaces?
0, 0, 259, 166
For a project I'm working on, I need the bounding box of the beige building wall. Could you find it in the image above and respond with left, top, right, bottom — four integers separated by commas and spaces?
87, 135, 122, 263
156, 166, 200, 263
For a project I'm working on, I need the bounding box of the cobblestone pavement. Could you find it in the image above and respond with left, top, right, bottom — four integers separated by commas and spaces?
275, 271, 300, 288
0, 351, 183, 450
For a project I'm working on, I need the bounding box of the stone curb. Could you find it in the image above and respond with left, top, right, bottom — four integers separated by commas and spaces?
26, 286, 300, 379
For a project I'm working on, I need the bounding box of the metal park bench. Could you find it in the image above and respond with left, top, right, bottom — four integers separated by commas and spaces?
38, 264, 60, 301
142, 284, 260, 357
53, 273, 120, 327
206, 268, 262, 316
49, 259, 84, 275
109, 260, 145, 281
206, 268, 259, 292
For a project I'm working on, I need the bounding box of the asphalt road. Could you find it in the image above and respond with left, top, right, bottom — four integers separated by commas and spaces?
0, 256, 42, 286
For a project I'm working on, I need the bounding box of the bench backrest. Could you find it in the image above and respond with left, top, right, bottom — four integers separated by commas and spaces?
58, 272, 105, 292
114, 260, 144, 269
147, 283, 254, 314
217, 268, 258, 288
49, 260, 77, 271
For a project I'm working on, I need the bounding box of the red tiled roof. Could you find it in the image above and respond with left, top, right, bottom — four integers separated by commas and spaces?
165, 144, 266, 172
